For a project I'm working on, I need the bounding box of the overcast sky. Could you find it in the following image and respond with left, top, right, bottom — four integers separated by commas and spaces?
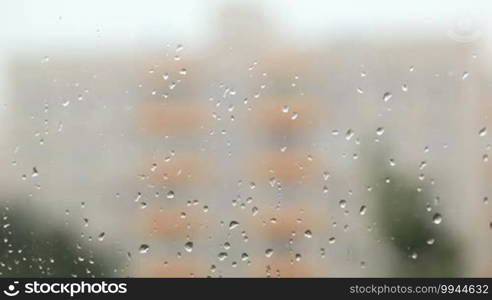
0, 0, 490, 49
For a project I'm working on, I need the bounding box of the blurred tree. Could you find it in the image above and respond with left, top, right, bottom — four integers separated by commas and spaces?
371, 157, 462, 277
0, 202, 119, 277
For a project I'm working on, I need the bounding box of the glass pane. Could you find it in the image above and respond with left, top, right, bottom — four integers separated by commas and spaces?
0, 0, 490, 277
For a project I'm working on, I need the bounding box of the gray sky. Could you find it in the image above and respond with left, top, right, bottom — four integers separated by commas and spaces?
1, 0, 490, 48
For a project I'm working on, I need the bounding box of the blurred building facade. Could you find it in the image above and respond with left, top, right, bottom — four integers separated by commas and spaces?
3, 4, 492, 277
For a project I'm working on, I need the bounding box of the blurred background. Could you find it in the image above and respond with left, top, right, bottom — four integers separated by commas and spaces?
0, 0, 491, 277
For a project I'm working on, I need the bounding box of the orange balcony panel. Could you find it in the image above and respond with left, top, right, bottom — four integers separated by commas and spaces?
259, 52, 316, 76
131, 258, 208, 278
143, 155, 210, 185
138, 209, 213, 239
138, 102, 210, 134
245, 205, 325, 239
250, 257, 324, 277
254, 98, 320, 132
251, 151, 321, 182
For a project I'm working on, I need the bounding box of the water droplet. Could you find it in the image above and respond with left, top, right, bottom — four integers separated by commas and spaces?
304, 230, 312, 238
184, 241, 193, 253
139, 244, 150, 254
98, 232, 105, 242
339, 199, 347, 209
426, 238, 435, 245
323, 185, 329, 194
382, 92, 392, 102
252, 206, 259, 216
345, 129, 354, 141
166, 190, 175, 199
229, 221, 239, 230
359, 205, 367, 216
241, 253, 249, 261
328, 237, 336, 244
432, 213, 442, 225
218, 252, 228, 261
32, 167, 39, 177
479, 127, 487, 137
401, 84, 408, 92
223, 242, 231, 250
376, 127, 385, 136
462, 71, 469, 80
265, 249, 274, 258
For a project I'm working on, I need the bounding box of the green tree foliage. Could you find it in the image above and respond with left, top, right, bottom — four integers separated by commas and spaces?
0, 203, 118, 277
373, 165, 462, 276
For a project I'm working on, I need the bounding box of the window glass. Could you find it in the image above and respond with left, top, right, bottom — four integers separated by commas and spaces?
0, 0, 489, 277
